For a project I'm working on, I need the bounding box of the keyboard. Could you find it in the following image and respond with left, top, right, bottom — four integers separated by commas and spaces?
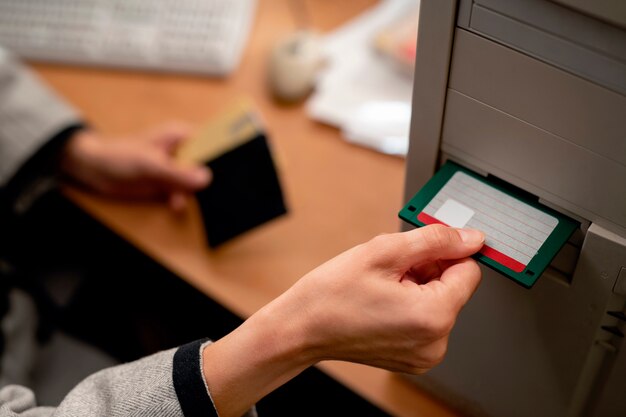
0, 0, 257, 76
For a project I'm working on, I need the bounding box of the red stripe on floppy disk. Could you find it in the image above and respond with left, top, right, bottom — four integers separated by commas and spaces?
417, 212, 526, 273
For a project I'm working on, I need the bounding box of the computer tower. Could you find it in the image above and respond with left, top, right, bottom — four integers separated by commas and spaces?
403, 1, 626, 416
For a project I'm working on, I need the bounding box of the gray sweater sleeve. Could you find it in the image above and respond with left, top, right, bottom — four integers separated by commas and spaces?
0, 46, 81, 187
0, 339, 257, 417
0, 348, 182, 417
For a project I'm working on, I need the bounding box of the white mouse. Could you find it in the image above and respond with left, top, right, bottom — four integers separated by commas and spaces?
268, 31, 324, 102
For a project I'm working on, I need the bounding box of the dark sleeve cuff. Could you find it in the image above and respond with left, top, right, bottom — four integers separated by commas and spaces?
1, 123, 85, 214
173, 338, 219, 417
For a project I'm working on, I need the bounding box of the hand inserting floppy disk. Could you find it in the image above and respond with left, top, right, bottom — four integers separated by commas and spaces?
399, 161, 578, 288
177, 98, 287, 247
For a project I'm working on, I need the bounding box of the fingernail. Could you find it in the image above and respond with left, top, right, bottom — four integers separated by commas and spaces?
458, 229, 485, 245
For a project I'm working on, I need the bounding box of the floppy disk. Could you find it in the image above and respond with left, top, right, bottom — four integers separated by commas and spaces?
177, 98, 287, 248
399, 161, 578, 288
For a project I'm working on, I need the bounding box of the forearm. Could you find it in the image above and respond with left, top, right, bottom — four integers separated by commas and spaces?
202, 294, 317, 417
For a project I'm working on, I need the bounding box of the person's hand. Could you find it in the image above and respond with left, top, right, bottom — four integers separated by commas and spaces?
202, 225, 484, 417
59, 123, 211, 211
276, 224, 485, 372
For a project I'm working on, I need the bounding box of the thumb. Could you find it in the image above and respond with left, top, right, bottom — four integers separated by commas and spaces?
369, 225, 484, 273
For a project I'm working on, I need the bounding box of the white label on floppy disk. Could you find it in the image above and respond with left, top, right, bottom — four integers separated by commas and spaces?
419, 172, 558, 271
434, 199, 475, 228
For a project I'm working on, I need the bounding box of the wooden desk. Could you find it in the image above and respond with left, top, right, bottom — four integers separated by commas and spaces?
32, 1, 458, 416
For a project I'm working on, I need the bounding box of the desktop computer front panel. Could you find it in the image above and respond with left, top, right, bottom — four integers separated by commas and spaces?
403, 1, 626, 415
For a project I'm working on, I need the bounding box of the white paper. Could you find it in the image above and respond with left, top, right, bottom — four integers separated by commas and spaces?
306, 0, 418, 156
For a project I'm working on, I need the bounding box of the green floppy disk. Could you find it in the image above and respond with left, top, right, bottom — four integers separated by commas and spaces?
399, 161, 579, 288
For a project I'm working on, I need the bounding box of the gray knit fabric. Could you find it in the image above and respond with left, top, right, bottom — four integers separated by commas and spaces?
0, 349, 183, 416
0, 45, 186, 417
0, 46, 80, 187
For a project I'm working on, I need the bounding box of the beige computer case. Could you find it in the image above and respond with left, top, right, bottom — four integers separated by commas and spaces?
403, 0, 626, 416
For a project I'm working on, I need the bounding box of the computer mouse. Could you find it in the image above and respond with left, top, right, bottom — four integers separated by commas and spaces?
268, 30, 324, 102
